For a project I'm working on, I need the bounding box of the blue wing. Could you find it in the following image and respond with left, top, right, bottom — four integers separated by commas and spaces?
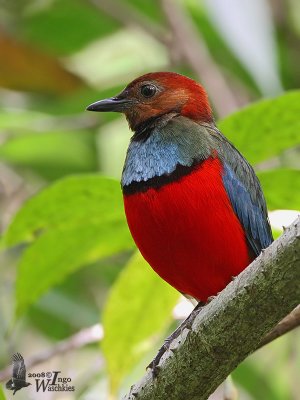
210, 127, 273, 256
222, 163, 272, 256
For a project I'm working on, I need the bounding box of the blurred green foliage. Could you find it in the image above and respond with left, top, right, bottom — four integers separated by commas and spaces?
0, 385, 5, 400
102, 251, 179, 394
0, 0, 299, 399
257, 169, 300, 211
4, 176, 134, 316
218, 91, 300, 165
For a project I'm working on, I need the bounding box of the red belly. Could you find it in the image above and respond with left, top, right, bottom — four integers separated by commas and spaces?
123, 158, 252, 302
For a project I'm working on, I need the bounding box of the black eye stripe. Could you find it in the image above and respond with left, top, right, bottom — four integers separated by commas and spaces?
140, 84, 157, 98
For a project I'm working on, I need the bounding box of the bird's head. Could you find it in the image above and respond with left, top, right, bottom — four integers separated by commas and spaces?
87, 72, 212, 131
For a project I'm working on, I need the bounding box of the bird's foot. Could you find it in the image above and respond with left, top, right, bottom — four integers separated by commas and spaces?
147, 301, 204, 378
147, 335, 174, 378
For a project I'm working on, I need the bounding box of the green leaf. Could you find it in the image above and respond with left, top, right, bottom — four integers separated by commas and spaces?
2, 175, 134, 315
102, 251, 179, 394
0, 131, 97, 180
218, 91, 300, 164
257, 169, 300, 211
0, 385, 6, 400
16, 220, 132, 316
4, 175, 124, 246
20, 0, 120, 56
126, 0, 163, 23
28, 257, 124, 340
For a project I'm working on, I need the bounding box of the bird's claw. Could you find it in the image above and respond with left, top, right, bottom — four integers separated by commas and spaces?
147, 360, 161, 379
146, 340, 170, 378
206, 295, 217, 303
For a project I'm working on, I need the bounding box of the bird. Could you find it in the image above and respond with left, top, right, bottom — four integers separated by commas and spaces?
87, 71, 273, 368
6, 353, 31, 395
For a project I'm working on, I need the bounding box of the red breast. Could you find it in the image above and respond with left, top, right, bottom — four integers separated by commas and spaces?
123, 157, 251, 302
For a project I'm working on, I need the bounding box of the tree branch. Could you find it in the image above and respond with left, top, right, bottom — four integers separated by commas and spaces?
123, 217, 300, 400
258, 304, 300, 349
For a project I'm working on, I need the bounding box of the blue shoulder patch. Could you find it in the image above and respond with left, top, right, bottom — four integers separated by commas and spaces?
122, 128, 194, 187
222, 163, 272, 256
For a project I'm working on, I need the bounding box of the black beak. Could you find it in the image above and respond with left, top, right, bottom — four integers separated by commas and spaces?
86, 97, 130, 112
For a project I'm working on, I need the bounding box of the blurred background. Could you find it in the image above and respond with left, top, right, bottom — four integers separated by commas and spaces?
0, 0, 299, 399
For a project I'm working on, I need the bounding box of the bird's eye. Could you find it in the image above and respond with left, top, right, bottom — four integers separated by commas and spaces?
140, 84, 157, 98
